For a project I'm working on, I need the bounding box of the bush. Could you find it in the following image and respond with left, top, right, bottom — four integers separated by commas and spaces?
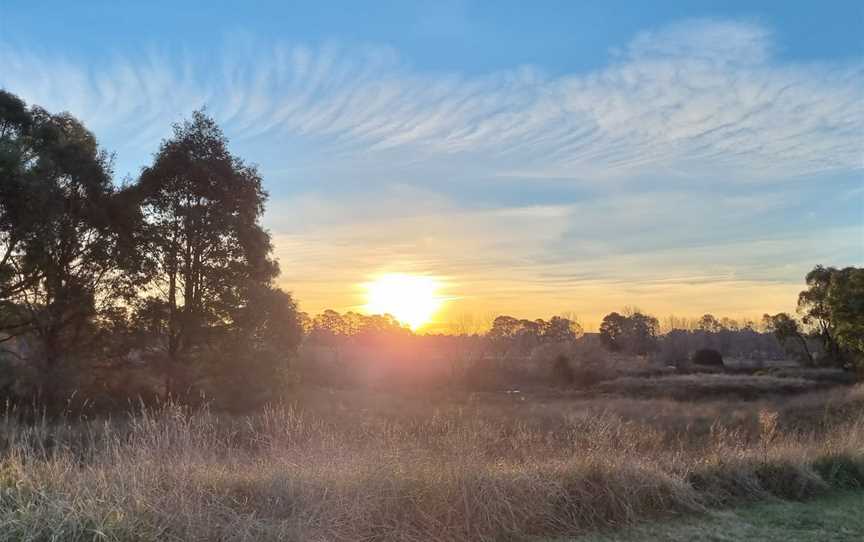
811, 454, 864, 490
551, 355, 575, 387
692, 348, 724, 367
753, 460, 828, 500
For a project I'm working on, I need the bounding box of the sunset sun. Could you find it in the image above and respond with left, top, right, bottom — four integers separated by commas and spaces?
363, 274, 443, 330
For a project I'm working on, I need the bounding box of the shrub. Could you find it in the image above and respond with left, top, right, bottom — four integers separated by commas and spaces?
551, 355, 575, 387
692, 348, 724, 367
811, 454, 864, 490
753, 460, 828, 501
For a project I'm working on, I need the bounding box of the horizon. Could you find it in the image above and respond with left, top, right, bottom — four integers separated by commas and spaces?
2, 1, 862, 331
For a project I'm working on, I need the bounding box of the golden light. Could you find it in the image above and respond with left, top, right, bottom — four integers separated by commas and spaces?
363, 273, 444, 330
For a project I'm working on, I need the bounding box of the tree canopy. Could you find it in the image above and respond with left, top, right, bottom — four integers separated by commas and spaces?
0, 90, 142, 404
135, 111, 281, 392
600, 311, 659, 355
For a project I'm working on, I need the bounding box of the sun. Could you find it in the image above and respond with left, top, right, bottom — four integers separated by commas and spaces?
363, 274, 443, 330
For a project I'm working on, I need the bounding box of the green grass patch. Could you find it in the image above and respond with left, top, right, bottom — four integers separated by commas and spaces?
571, 492, 864, 542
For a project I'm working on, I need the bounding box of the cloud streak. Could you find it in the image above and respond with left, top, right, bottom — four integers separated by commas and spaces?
1, 19, 861, 182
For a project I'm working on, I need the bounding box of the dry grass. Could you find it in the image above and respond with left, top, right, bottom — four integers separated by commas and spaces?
764, 368, 858, 385
0, 386, 862, 541
595, 374, 836, 401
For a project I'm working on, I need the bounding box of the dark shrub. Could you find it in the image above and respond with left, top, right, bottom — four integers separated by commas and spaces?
551, 355, 575, 387
811, 454, 864, 490
692, 348, 724, 367
753, 460, 827, 500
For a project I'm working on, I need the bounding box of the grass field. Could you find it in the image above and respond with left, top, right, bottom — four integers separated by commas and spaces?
573, 491, 864, 541
0, 382, 862, 541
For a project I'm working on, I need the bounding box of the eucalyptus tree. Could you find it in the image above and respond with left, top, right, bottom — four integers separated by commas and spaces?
762, 312, 813, 365
0, 90, 139, 403
135, 111, 280, 393
798, 266, 864, 368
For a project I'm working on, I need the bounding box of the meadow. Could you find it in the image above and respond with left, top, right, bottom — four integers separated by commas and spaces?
1, 376, 862, 541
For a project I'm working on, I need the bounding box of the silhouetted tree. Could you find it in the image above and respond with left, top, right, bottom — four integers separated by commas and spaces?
0, 91, 139, 405
488, 315, 523, 357
763, 312, 813, 365
487, 314, 580, 358
0, 90, 39, 305
543, 315, 582, 343
136, 110, 278, 395
599, 312, 626, 352
600, 311, 659, 355
623, 312, 660, 355
698, 314, 721, 333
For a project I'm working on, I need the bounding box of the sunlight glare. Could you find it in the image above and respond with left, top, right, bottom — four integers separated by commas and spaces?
363, 274, 443, 330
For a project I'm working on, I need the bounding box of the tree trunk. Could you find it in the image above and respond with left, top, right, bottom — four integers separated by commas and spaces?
166, 255, 178, 399
796, 334, 814, 366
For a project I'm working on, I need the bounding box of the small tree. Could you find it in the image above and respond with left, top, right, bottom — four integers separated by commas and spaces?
599, 312, 626, 352
798, 265, 842, 362
698, 314, 722, 333
623, 312, 659, 355
0, 91, 140, 406
763, 313, 813, 365
600, 311, 659, 355
543, 315, 582, 343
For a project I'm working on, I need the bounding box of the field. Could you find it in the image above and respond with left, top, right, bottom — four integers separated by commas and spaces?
0, 377, 863, 541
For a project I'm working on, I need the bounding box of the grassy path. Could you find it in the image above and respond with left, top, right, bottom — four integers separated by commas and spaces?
570, 492, 864, 542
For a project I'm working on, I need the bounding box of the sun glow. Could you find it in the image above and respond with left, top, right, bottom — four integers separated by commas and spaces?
363, 274, 444, 330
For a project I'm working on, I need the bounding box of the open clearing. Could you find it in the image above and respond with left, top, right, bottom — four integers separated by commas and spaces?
571, 491, 864, 542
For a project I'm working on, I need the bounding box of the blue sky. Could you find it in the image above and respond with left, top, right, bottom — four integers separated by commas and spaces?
1, 1, 862, 327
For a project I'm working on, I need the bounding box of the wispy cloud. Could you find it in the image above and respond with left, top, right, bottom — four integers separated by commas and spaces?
2, 19, 861, 323
1, 18, 861, 182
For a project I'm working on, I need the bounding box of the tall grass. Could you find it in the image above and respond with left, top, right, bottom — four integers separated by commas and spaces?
0, 386, 862, 541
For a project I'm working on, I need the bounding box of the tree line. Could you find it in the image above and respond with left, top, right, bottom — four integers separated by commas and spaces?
301, 267, 864, 371
593, 266, 863, 369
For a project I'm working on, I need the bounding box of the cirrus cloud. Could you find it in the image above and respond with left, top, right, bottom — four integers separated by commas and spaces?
1, 18, 861, 183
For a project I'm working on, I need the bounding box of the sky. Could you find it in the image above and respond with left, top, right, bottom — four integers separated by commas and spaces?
1, 1, 862, 330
